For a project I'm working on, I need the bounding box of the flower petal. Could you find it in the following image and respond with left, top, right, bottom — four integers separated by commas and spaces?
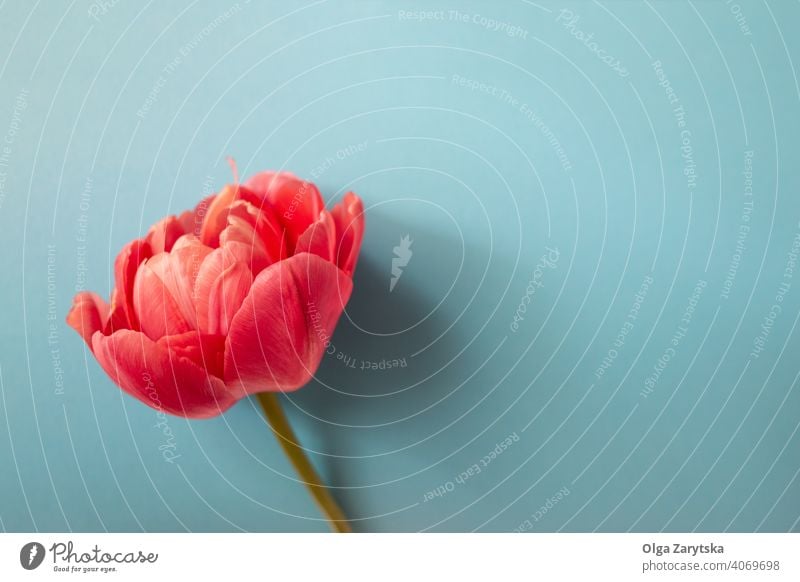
179, 193, 216, 237
223, 252, 353, 393
200, 185, 239, 248
66, 292, 109, 345
113, 239, 152, 331
295, 210, 336, 263
156, 330, 226, 379
133, 255, 193, 340
92, 330, 237, 419
219, 201, 274, 274
330, 192, 364, 277
147, 235, 214, 327
145, 215, 186, 254
193, 248, 253, 335
244, 171, 323, 251
103, 288, 130, 334
234, 190, 286, 262
206, 262, 252, 336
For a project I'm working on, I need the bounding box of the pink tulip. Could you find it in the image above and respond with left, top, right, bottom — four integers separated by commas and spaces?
67, 170, 364, 419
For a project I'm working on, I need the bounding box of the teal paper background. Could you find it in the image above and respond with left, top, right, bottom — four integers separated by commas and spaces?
0, 0, 798, 532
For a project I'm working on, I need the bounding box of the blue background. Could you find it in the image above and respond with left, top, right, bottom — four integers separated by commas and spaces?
1, 0, 799, 532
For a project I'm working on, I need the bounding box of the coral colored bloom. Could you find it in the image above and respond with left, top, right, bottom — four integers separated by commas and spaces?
67, 171, 364, 418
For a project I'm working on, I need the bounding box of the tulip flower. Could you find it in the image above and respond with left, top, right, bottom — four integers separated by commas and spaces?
67, 164, 364, 532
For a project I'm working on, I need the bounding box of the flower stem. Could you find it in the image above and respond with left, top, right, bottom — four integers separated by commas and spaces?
256, 392, 351, 533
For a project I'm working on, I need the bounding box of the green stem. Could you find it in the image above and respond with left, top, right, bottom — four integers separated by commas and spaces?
256, 392, 351, 533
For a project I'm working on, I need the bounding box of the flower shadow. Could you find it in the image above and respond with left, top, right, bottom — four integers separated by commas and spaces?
282, 218, 473, 527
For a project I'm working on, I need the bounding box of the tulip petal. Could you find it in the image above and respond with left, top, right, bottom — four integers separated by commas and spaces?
200, 185, 239, 248
133, 256, 192, 340
148, 235, 214, 327
92, 330, 237, 418
330, 192, 364, 277
219, 202, 272, 273
295, 210, 336, 263
113, 239, 152, 331
104, 289, 130, 334
66, 292, 109, 345
156, 330, 226, 379
179, 193, 216, 237
233, 191, 286, 262
194, 247, 253, 335
223, 252, 353, 392
244, 171, 323, 250
206, 262, 252, 336
145, 215, 186, 254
